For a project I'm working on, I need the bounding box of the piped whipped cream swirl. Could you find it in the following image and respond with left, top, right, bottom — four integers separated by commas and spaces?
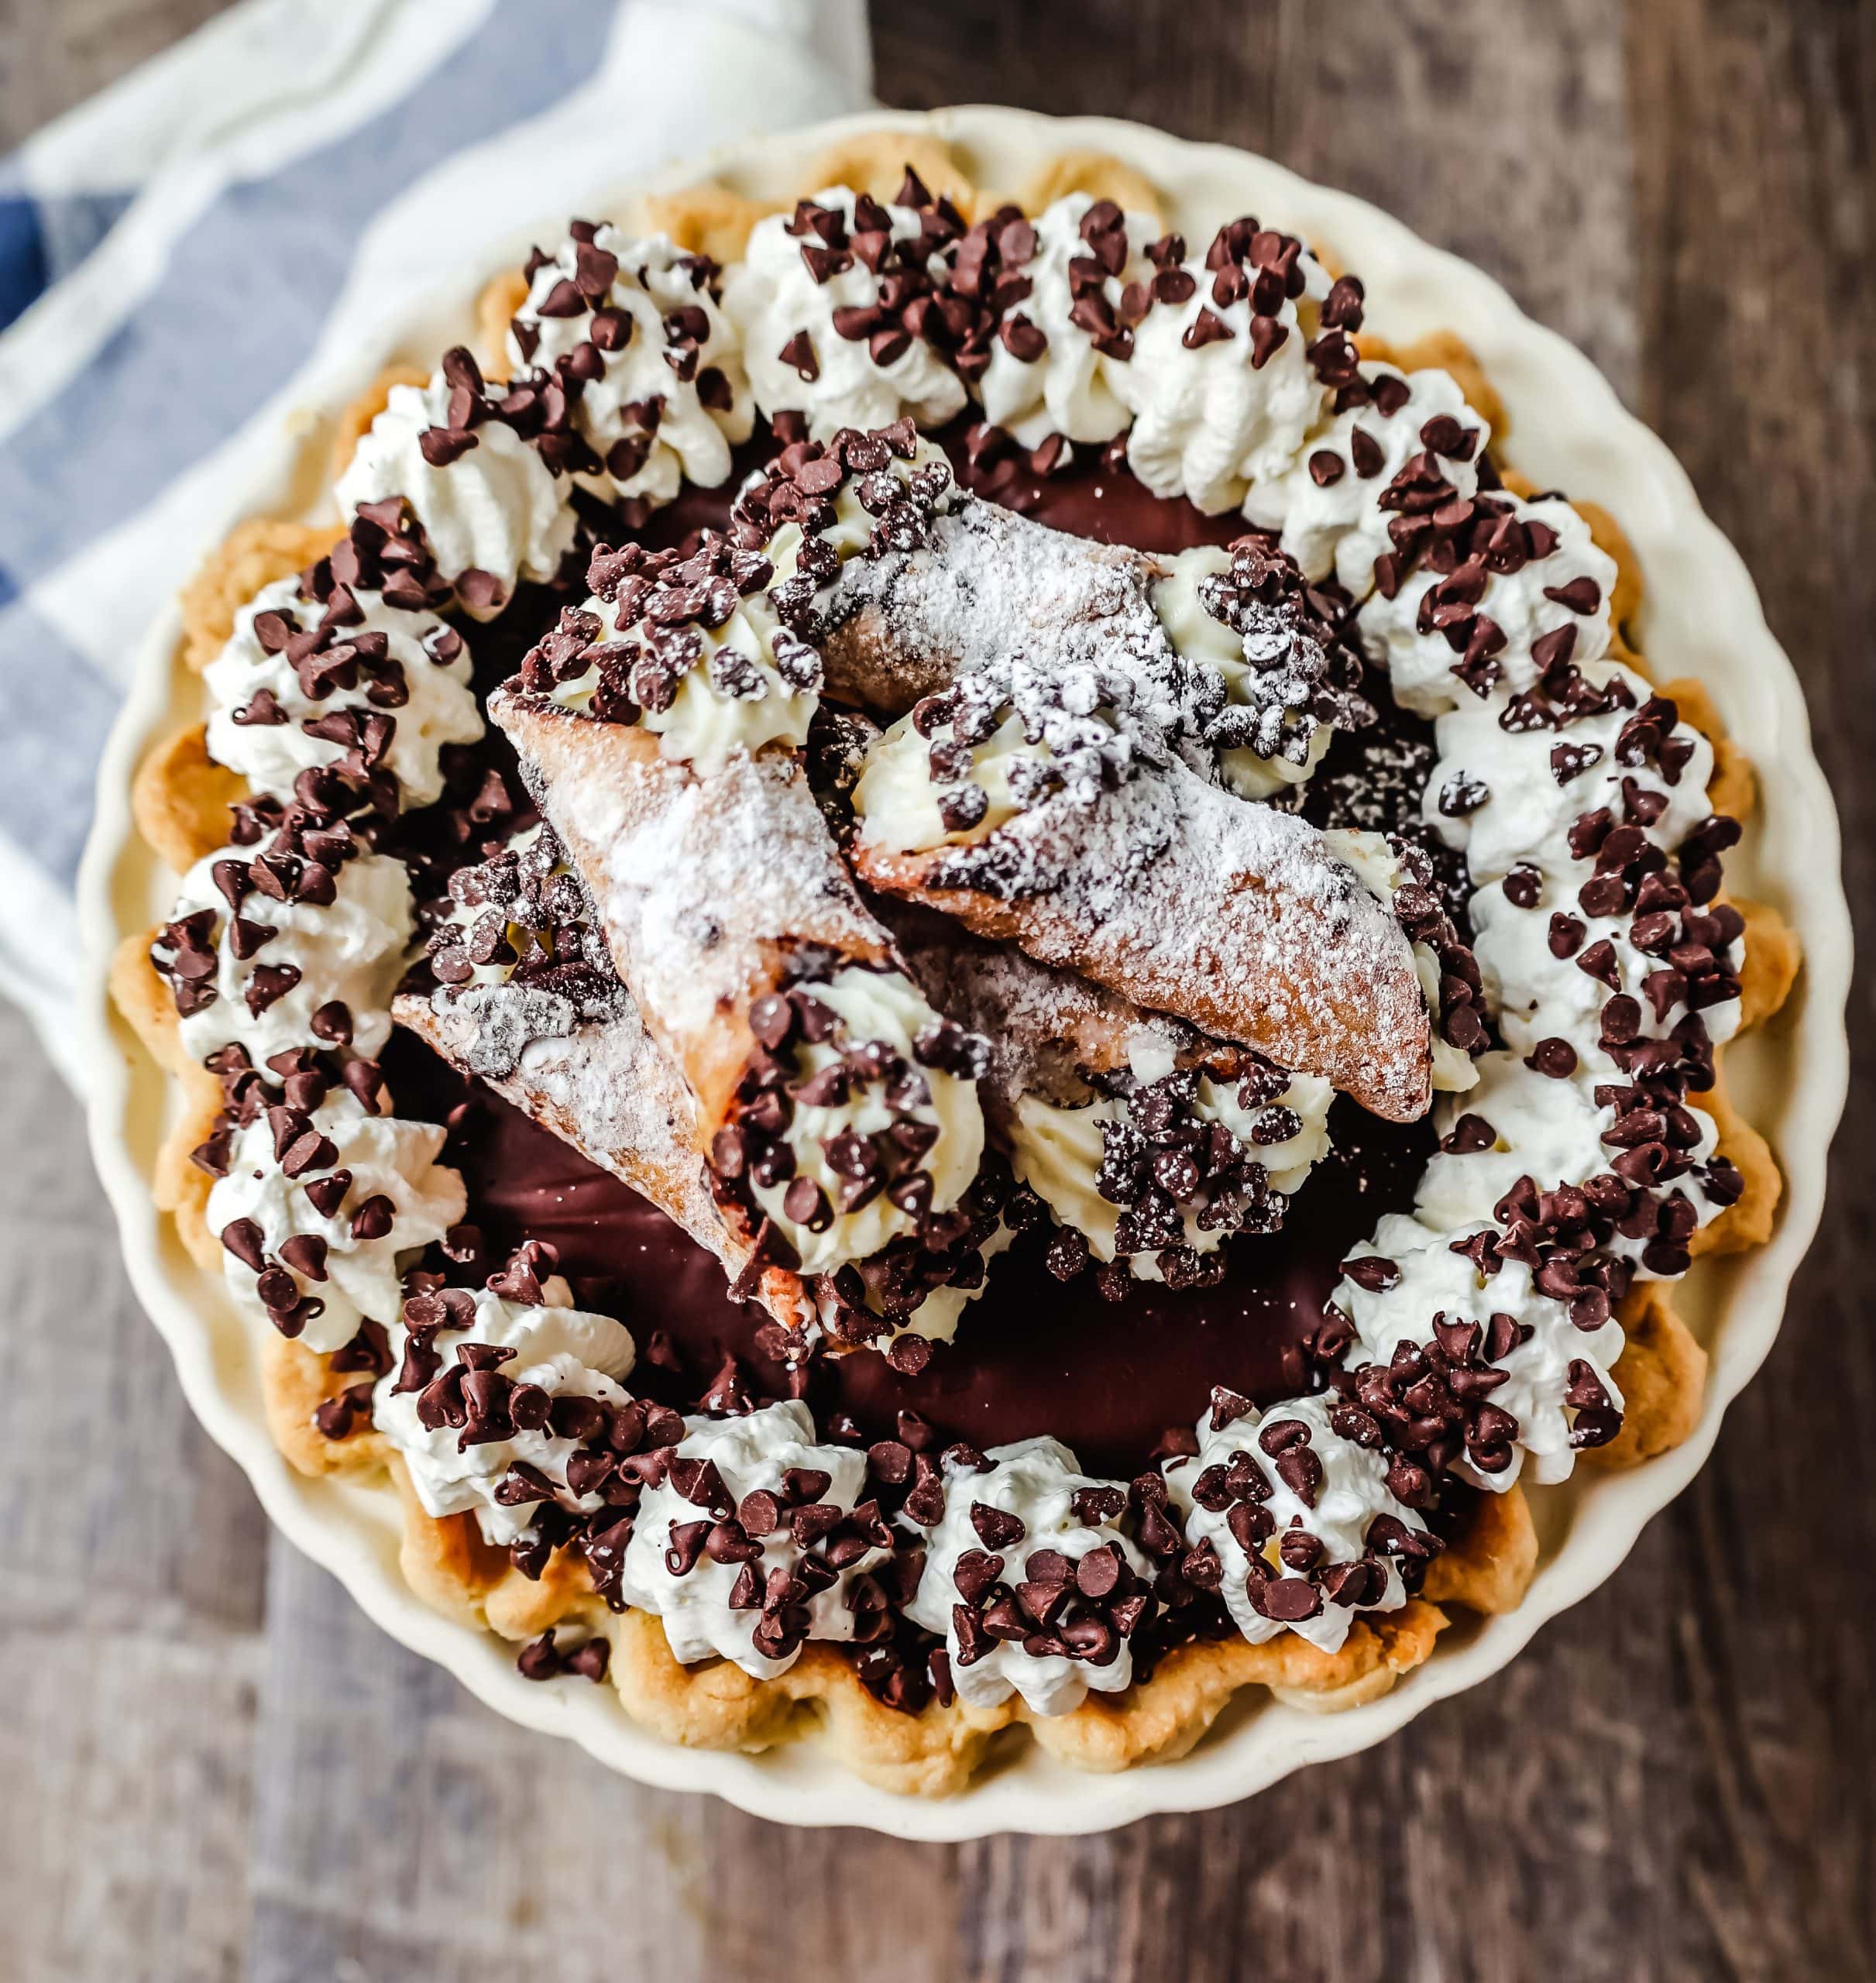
1242, 366, 1489, 594
1356, 490, 1619, 717
507, 222, 752, 509
205, 568, 481, 812
1417, 1051, 1738, 1281
617, 1400, 896, 1679
724, 184, 971, 439
1163, 1387, 1435, 1651
155, 841, 413, 1065
208, 1091, 465, 1356
1332, 1211, 1627, 1490
971, 194, 1152, 448
1424, 658, 1720, 884
903, 1435, 1156, 1717
335, 349, 575, 617
1115, 218, 1348, 514
374, 1280, 638, 1546
1469, 876, 1743, 1077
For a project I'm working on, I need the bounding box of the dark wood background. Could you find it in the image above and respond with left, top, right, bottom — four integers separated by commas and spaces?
3, 2, 1870, 1978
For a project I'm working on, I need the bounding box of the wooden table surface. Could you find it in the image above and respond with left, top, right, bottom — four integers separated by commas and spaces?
3, 2, 1871, 1978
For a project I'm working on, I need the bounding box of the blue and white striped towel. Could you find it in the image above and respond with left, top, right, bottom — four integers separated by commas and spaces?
0, 0, 872, 1091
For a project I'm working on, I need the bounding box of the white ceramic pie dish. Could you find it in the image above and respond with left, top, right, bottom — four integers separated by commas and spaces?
77, 104, 1850, 1839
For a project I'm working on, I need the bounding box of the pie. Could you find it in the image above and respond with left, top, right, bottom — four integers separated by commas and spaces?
110, 129, 1799, 1797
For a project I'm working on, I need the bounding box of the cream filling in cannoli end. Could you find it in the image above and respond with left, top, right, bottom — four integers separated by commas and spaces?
548, 568, 819, 773
788, 434, 960, 562
1324, 827, 1481, 1095
1154, 545, 1336, 800
850, 707, 1037, 853
750, 967, 987, 1276
429, 821, 565, 990
825, 1219, 1017, 1352
1009, 1052, 1334, 1282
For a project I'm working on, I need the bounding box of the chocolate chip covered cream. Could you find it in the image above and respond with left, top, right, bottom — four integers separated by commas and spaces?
116, 129, 1794, 1797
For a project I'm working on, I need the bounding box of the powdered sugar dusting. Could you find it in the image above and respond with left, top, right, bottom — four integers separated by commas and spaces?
826, 504, 1219, 754
492, 689, 892, 1116
859, 754, 1431, 1119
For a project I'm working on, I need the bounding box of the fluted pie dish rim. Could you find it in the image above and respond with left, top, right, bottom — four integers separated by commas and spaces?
78, 103, 1847, 1837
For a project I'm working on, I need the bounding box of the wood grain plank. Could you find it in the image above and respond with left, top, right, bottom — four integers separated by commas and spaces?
241, 1547, 713, 1983
1623, 3, 1876, 1978
0, 1005, 267, 1983
0, 0, 232, 149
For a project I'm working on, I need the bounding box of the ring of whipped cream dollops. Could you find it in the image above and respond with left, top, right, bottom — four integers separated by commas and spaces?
128, 149, 1786, 1788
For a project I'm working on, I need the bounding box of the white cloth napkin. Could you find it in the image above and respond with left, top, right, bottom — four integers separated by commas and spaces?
0, 0, 872, 1089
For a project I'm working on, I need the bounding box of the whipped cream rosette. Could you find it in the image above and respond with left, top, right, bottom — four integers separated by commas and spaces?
1417, 1053, 1741, 1282
724, 177, 973, 439
151, 763, 417, 1067
1242, 364, 1490, 596
1423, 658, 1721, 885
208, 1086, 466, 1357
1329, 1210, 1629, 1491
335, 347, 576, 617
1162, 1387, 1437, 1651
617, 1400, 904, 1679
373, 1277, 640, 1546
204, 507, 483, 813
967, 193, 1154, 449
902, 1435, 1156, 1717
154, 839, 413, 1067
1113, 216, 1353, 514
1469, 878, 1743, 1079
1355, 489, 1620, 717
507, 221, 752, 510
